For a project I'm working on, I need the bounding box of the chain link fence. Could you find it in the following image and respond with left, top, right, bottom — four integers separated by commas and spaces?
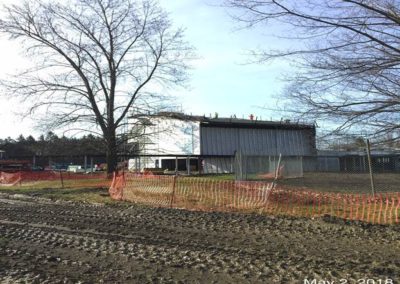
234, 152, 303, 181
234, 148, 399, 194
109, 173, 400, 224
297, 153, 399, 194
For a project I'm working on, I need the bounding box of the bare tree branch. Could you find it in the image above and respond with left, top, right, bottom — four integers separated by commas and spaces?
0, 0, 194, 172
225, 0, 400, 140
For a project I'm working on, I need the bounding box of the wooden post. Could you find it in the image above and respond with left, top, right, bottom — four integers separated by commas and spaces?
366, 139, 375, 196
270, 153, 282, 191
274, 153, 282, 180
170, 175, 177, 208
60, 170, 64, 189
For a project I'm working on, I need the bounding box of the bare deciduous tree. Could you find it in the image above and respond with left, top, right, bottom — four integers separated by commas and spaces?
225, 0, 400, 140
0, 0, 193, 173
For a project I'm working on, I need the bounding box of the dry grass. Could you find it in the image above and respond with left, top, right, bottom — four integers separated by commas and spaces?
200, 172, 400, 193
0, 179, 119, 204
1, 172, 399, 222
280, 172, 400, 193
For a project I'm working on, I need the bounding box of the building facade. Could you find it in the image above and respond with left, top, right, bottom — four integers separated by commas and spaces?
317, 150, 400, 172
129, 112, 317, 174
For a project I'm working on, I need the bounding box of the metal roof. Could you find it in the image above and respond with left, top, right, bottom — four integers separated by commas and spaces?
146, 112, 315, 131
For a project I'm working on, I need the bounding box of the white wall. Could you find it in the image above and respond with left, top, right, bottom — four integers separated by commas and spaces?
130, 117, 200, 155
142, 118, 201, 155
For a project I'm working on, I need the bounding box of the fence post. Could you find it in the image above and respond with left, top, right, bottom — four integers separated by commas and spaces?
84, 155, 87, 172
270, 153, 282, 190
60, 170, 64, 189
366, 139, 375, 196
170, 175, 177, 208
186, 156, 190, 175
90, 157, 94, 175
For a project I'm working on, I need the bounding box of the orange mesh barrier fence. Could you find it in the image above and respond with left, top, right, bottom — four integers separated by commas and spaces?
109, 173, 400, 224
262, 187, 400, 224
174, 178, 274, 211
0, 171, 112, 188
110, 173, 274, 212
109, 172, 126, 200
108, 173, 174, 206
0, 172, 22, 186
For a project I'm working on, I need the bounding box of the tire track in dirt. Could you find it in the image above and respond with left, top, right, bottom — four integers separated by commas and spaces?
0, 195, 399, 283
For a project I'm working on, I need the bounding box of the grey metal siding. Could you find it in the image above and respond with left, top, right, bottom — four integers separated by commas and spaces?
201, 127, 315, 156
203, 157, 234, 174
317, 156, 340, 172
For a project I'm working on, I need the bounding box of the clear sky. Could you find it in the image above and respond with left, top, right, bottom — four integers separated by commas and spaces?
0, 0, 290, 139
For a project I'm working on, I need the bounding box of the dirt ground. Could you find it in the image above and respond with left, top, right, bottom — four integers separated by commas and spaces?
0, 193, 399, 284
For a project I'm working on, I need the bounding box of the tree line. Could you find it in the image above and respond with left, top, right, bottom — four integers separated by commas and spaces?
0, 132, 108, 158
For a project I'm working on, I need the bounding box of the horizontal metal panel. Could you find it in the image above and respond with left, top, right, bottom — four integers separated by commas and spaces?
201, 127, 315, 156
203, 157, 234, 174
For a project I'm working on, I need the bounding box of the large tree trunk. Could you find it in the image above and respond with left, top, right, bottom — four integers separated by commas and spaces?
105, 130, 117, 176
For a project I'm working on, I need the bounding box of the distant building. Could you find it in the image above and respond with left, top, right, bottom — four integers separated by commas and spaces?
0, 159, 31, 172
0, 150, 4, 160
317, 149, 400, 172
129, 112, 317, 173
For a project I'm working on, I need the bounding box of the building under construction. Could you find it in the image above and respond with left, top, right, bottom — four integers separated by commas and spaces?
128, 112, 317, 174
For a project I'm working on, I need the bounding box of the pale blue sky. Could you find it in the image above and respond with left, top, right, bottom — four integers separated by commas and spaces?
0, 0, 290, 139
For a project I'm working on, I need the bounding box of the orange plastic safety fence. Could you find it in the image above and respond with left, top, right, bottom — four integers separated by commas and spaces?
109, 172, 125, 200
109, 173, 400, 225
0, 172, 22, 186
109, 174, 274, 211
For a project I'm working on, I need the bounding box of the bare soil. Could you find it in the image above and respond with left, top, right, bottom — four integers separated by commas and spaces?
0, 193, 399, 284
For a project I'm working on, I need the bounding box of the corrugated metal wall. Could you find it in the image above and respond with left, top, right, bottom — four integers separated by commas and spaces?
203, 157, 234, 174
201, 127, 315, 156
317, 156, 340, 172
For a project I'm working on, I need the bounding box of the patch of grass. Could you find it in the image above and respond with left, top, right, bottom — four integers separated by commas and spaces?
281, 172, 400, 193
0, 177, 118, 204
193, 174, 235, 181
9, 178, 111, 190
0, 186, 124, 205
191, 172, 400, 193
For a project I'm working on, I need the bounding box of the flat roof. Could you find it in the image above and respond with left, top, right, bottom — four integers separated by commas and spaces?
145, 112, 315, 130
200, 118, 314, 130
